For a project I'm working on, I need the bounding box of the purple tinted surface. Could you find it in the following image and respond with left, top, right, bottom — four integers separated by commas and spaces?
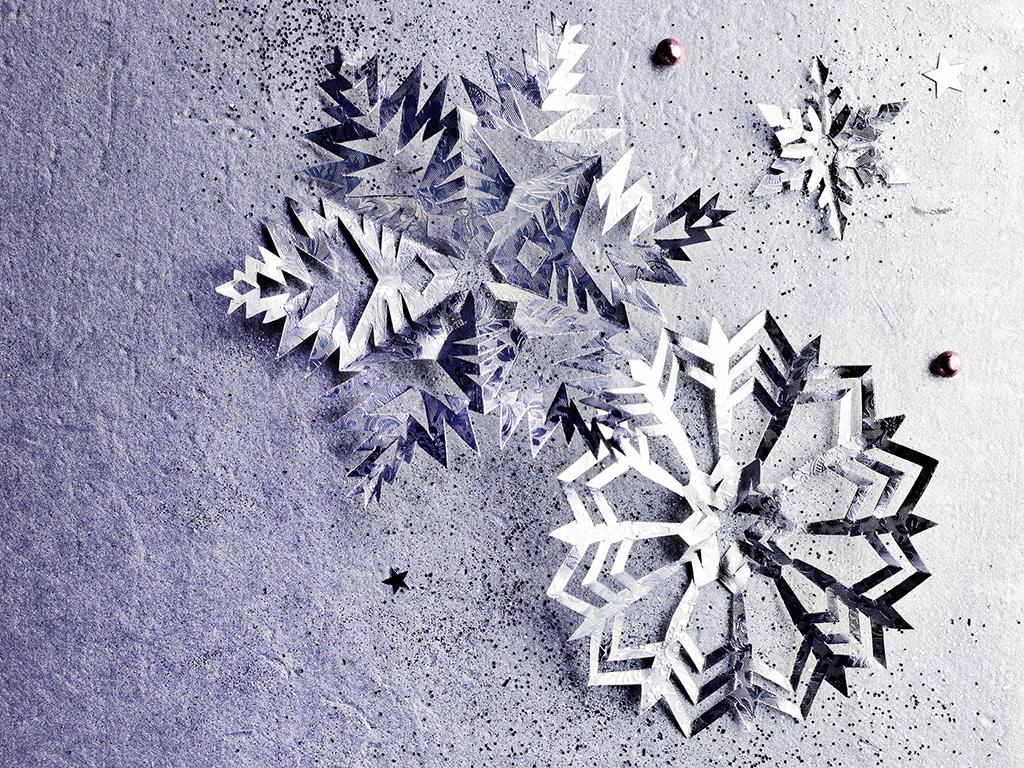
1, 0, 1022, 766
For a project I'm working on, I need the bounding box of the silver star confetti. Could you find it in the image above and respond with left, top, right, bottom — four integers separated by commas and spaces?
548, 313, 936, 735
754, 58, 909, 239
922, 53, 964, 98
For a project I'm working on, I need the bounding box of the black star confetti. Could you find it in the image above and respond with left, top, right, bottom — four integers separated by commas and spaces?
383, 567, 410, 594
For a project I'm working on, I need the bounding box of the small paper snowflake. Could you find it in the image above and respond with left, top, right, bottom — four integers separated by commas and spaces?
754, 58, 908, 238
548, 313, 936, 735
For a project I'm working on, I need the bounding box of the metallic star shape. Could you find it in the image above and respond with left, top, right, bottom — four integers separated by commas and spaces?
923, 53, 964, 98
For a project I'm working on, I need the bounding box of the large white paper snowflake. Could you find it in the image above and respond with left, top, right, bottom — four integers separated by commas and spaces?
548, 313, 936, 735
754, 58, 908, 238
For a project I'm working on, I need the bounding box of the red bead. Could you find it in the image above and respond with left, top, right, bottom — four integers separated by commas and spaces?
930, 351, 962, 378
654, 39, 684, 66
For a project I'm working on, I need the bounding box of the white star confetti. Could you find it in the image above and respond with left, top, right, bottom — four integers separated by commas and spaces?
923, 53, 964, 98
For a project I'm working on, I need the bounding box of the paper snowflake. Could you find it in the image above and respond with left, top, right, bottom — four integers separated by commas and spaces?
217, 15, 733, 503
548, 312, 936, 735
754, 58, 908, 239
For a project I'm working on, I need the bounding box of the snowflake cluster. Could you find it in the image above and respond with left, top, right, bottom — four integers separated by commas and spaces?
216, 17, 935, 737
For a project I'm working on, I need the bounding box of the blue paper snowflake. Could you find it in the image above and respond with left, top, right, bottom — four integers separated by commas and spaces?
218, 15, 732, 502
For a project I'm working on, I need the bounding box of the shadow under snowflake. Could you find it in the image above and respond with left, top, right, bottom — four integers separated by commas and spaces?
547, 312, 936, 735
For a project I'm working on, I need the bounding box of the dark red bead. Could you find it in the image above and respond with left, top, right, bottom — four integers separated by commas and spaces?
653, 38, 684, 66
930, 351, 962, 378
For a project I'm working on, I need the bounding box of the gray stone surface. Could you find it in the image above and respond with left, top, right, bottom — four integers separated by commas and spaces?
1, 0, 1021, 765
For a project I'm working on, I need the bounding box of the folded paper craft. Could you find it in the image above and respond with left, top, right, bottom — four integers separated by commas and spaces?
216, 17, 937, 738
218, 14, 732, 503
754, 58, 909, 239
548, 313, 936, 735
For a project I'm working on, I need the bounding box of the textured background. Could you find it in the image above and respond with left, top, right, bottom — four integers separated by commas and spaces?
2, 0, 1022, 766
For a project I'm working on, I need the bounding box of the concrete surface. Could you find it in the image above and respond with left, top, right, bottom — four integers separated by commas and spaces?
1, 0, 1021, 765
